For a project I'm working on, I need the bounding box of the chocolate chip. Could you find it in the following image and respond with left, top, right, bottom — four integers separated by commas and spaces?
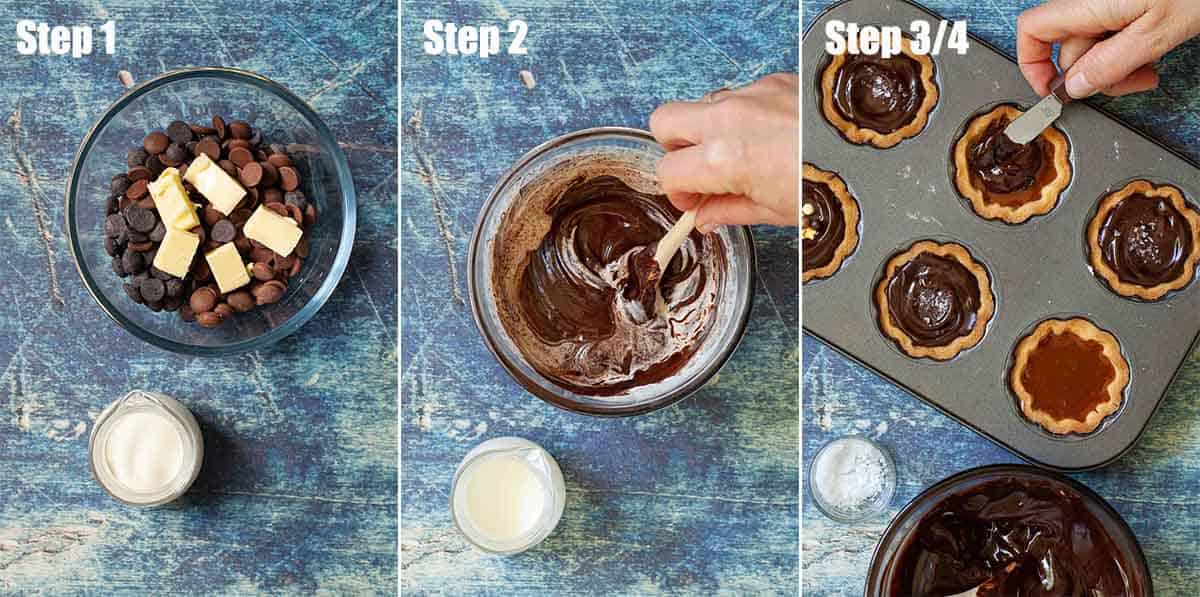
250, 246, 275, 264
231, 208, 253, 228
136, 197, 156, 210
193, 258, 212, 281
278, 167, 300, 192
112, 255, 127, 277
229, 146, 254, 168
164, 143, 189, 166
212, 115, 227, 140
259, 162, 279, 187
167, 121, 194, 145
150, 266, 172, 280
219, 160, 238, 177
234, 236, 253, 254
213, 303, 235, 319
127, 148, 149, 168
295, 237, 310, 258
251, 262, 275, 281
128, 241, 154, 253
111, 176, 130, 195
144, 131, 169, 155
197, 137, 222, 161
122, 250, 145, 275
165, 278, 185, 298
266, 202, 288, 218
127, 229, 149, 244
139, 277, 165, 302
211, 219, 237, 243
106, 195, 120, 215
105, 213, 127, 237
229, 120, 253, 140
227, 290, 254, 313
264, 188, 284, 204
266, 153, 292, 169
124, 282, 144, 304
163, 296, 183, 312
180, 304, 196, 322
105, 235, 119, 256
150, 221, 167, 242
189, 287, 218, 313
253, 280, 287, 305
126, 206, 157, 233
126, 179, 149, 201
227, 138, 252, 153
144, 154, 165, 177
127, 166, 152, 182
286, 203, 303, 226
239, 162, 264, 188
190, 124, 216, 137
203, 206, 224, 227
196, 311, 224, 328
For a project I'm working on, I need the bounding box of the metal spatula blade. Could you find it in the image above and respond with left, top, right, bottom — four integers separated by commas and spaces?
1005, 74, 1074, 145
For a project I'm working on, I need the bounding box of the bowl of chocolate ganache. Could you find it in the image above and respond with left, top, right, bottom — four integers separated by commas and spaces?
865, 465, 1150, 597
468, 127, 756, 416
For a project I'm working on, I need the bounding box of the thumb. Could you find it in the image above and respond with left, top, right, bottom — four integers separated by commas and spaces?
1064, 22, 1170, 98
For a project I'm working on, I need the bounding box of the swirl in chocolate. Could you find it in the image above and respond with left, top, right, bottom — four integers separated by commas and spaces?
891, 477, 1137, 597
831, 53, 925, 134
885, 252, 980, 347
499, 174, 724, 395
1098, 193, 1193, 287
969, 119, 1044, 195
803, 180, 845, 271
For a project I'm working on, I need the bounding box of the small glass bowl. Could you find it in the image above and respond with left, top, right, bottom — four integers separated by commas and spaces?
865, 464, 1152, 596
65, 67, 356, 355
808, 435, 897, 523
468, 127, 756, 416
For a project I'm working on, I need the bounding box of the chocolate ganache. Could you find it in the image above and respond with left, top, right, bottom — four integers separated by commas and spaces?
885, 252, 981, 347
831, 52, 925, 134
891, 477, 1136, 597
495, 173, 725, 395
803, 180, 845, 271
969, 119, 1044, 196
1098, 193, 1194, 287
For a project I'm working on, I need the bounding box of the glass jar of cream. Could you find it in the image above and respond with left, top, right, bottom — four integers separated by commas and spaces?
89, 390, 204, 507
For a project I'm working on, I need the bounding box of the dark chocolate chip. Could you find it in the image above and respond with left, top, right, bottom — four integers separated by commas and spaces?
144, 154, 165, 177
128, 148, 149, 168
190, 124, 216, 136
122, 250, 145, 275
229, 120, 253, 140
197, 138, 222, 160
106, 195, 120, 215
219, 160, 238, 177
163, 295, 183, 312
213, 303, 235, 319
144, 131, 169, 155
165, 278, 185, 298
259, 162, 279, 187
140, 277, 165, 302
212, 115, 227, 139
126, 179, 149, 201
104, 213, 127, 237
180, 304, 196, 322
128, 241, 154, 253
126, 206, 157, 233
112, 254, 127, 277
150, 221, 167, 243
151, 266, 172, 280
264, 188, 284, 204
111, 176, 130, 195
164, 143, 189, 166
146, 300, 164, 312
124, 282, 144, 304
267, 153, 292, 168
167, 121, 194, 145
127, 166, 152, 182
211, 219, 237, 243
229, 146, 254, 168
104, 235, 119, 256
278, 167, 300, 192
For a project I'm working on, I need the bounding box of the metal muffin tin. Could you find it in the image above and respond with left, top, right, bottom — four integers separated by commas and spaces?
803, 0, 1200, 470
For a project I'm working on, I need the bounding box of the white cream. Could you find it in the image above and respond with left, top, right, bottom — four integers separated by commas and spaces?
458, 454, 547, 542
103, 410, 185, 494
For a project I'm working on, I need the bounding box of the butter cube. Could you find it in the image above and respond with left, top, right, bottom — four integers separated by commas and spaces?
148, 168, 201, 231
184, 153, 246, 215
205, 243, 251, 294
243, 204, 303, 257
152, 227, 200, 278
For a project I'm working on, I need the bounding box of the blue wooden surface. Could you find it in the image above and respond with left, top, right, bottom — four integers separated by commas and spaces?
1, 2, 397, 594
400, 1, 799, 594
803, 1, 1200, 594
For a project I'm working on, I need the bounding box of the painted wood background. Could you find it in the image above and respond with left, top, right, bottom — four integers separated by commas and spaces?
0, 2, 397, 594
400, 1, 800, 594
803, 1, 1200, 594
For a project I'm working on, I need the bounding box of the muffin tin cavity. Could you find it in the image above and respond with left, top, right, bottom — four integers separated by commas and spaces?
803, 0, 1200, 470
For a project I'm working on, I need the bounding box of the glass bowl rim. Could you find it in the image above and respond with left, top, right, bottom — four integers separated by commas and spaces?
64, 66, 357, 356
466, 126, 757, 417
864, 463, 1153, 596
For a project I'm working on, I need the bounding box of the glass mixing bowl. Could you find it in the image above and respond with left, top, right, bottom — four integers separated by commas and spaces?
468, 127, 756, 416
66, 67, 355, 355
866, 464, 1152, 596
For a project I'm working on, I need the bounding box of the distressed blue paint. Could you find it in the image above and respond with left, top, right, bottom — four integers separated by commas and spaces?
400, 1, 799, 594
803, 1, 1200, 594
0, 2, 397, 594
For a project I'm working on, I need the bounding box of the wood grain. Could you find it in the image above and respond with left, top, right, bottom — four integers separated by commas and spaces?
0, 1, 397, 593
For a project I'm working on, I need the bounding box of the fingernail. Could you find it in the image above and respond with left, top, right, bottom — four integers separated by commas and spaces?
1066, 71, 1097, 99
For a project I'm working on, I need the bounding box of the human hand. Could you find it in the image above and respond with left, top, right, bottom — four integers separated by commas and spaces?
1017, 0, 1200, 98
648, 73, 799, 233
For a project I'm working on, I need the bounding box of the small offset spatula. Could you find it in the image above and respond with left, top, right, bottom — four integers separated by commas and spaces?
1005, 74, 1074, 145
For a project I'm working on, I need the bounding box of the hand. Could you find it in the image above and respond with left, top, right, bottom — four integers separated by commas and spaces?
1017, 0, 1200, 98
648, 73, 799, 233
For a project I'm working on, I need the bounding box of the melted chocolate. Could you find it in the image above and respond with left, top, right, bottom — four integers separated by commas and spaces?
1098, 193, 1193, 288
885, 252, 981, 347
969, 119, 1045, 195
831, 52, 925, 134
891, 477, 1137, 597
504, 175, 724, 395
803, 180, 846, 271
1020, 330, 1116, 422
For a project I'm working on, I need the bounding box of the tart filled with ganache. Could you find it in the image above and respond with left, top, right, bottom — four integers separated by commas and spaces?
803, 164, 860, 283
953, 104, 1072, 224
1011, 318, 1129, 435
820, 37, 938, 149
875, 241, 994, 360
1087, 180, 1200, 300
